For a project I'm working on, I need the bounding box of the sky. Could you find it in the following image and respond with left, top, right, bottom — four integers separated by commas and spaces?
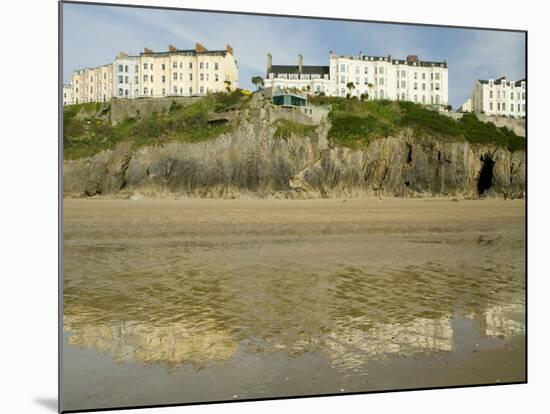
62, 3, 525, 109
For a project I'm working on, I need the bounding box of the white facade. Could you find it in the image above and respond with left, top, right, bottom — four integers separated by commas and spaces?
63, 84, 72, 106
264, 53, 333, 95
264, 52, 449, 109
470, 77, 525, 118
113, 53, 140, 99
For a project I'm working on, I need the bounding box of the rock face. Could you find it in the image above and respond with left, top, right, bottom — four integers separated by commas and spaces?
63, 119, 525, 199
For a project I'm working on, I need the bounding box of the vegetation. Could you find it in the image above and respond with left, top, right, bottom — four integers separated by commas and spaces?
63, 91, 251, 160
273, 119, 317, 140
308, 95, 524, 151
251, 76, 264, 90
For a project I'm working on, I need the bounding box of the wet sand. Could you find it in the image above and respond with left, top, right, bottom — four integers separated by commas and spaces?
62, 198, 525, 411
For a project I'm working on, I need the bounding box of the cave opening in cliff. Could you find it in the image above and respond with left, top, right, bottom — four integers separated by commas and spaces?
477, 155, 495, 195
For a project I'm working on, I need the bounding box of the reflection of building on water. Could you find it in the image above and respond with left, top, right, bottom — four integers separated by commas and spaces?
325, 316, 453, 370
479, 304, 525, 338
64, 317, 237, 367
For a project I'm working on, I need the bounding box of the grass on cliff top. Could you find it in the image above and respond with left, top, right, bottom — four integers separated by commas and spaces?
273, 119, 317, 139
308, 96, 524, 152
63, 90, 251, 160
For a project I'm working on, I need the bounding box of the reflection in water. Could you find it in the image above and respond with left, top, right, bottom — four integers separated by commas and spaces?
63, 199, 525, 374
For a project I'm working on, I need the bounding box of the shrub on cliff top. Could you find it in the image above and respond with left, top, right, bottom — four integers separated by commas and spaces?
273, 119, 317, 140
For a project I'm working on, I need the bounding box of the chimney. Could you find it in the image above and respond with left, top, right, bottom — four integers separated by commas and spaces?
406, 55, 418, 62
267, 52, 272, 71
168, 44, 177, 53
298, 54, 303, 73
195, 42, 207, 53
116, 51, 129, 59
143, 47, 153, 54
226, 44, 233, 55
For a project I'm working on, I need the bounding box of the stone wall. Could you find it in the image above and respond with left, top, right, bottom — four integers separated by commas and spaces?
110, 96, 202, 125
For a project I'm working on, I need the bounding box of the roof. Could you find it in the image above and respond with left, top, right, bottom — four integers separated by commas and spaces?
331, 54, 447, 68
478, 77, 525, 86
268, 65, 330, 76
140, 49, 228, 57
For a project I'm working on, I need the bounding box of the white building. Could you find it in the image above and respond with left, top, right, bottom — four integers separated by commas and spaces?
470, 76, 525, 118
63, 84, 72, 106
113, 52, 140, 99
264, 51, 449, 109
264, 53, 333, 95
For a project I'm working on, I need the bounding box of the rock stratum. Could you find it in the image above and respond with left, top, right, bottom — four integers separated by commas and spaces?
64, 116, 525, 199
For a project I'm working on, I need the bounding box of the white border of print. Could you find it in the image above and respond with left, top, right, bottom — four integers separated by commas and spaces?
2, 0, 548, 413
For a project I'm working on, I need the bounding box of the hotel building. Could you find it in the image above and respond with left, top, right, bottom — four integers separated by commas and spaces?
469, 76, 526, 118
265, 51, 449, 109
65, 42, 239, 104
70, 63, 114, 104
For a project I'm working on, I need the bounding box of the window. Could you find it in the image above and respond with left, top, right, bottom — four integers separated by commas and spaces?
364, 66, 368, 74
401, 93, 406, 100
414, 82, 418, 90
189, 62, 193, 69
380, 90, 384, 98
414, 95, 418, 102
356, 77, 360, 84
125, 89, 128, 97
401, 80, 406, 88
489, 91, 493, 98
422, 73, 426, 80
435, 95, 440, 104
180, 73, 183, 80
143, 75, 148, 82
497, 102, 501, 110
214, 63, 219, 70
150, 88, 153, 96
173, 86, 177, 94
435, 73, 440, 80
134, 76, 138, 84
125, 76, 128, 83
162, 75, 166, 83
340, 75, 345, 84
497, 91, 500, 99
143, 87, 148, 95
414, 72, 418, 80
162, 88, 165, 96
502, 103, 506, 111
522, 92, 525, 100
511, 92, 514, 100
180, 62, 183, 69
75, 88, 78, 93
200, 62, 204, 69
340, 64, 346, 71
118, 75, 123, 83
206, 63, 209, 69
161, 64, 165, 71
200, 86, 204, 94
435, 83, 440, 91
173, 62, 177, 69
151, 64, 153, 70
118, 64, 123, 72
173, 73, 177, 80
215, 74, 219, 82
103, 73, 106, 80
150, 76, 153, 82
200, 73, 204, 81
490, 102, 493, 110
206, 73, 209, 81
422, 95, 426, 104
379, 78, 384, 85
401, 70, 406, 77
125, 65, 128, 72
144, 63, 148, 70
511, 104, 514, 112
189, 73, 193, 81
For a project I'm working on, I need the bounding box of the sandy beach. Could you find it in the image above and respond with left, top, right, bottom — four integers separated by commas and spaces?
62, 198, 525, 411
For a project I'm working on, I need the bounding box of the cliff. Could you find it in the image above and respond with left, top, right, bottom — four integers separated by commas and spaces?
63, 113, 525, 199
